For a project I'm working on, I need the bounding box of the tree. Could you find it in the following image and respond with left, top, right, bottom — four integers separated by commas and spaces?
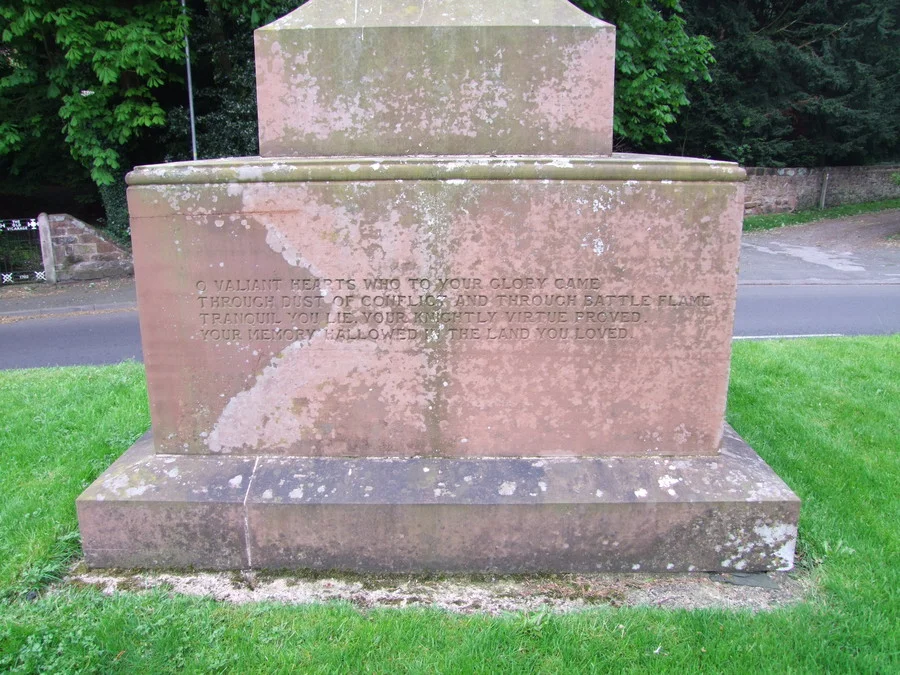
1, 1, 188, 233
665, 0, 900, 166
161, 0, 299, 163
0, 1, 302, 230
574, 0, 714, 148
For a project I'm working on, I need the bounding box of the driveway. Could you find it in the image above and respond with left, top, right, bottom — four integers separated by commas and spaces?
739, 209, 900, 285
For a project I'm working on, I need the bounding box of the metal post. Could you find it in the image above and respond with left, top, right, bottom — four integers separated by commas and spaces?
181, 0, 198, 160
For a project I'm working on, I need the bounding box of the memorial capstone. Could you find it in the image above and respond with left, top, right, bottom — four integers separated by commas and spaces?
78, 0, 799, 572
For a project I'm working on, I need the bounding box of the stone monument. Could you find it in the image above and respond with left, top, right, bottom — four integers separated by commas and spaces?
78, 0, 799, 572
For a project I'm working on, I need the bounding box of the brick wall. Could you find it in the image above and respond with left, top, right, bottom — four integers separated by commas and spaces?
744, 165, 900, 215
46, 214, 133, 281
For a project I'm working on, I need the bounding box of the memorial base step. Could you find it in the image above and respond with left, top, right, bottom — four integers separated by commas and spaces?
77, 426, 799, 573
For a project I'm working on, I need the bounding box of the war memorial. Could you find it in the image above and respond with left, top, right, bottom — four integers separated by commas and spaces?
78, 0, 799, 573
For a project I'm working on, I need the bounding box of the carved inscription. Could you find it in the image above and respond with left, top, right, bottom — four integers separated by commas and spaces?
193, 277, 715, 343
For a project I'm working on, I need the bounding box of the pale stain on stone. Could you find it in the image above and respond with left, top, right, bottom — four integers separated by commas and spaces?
754, 522, 798, 570
658, 475, 679, 489
125, 484, 150, 497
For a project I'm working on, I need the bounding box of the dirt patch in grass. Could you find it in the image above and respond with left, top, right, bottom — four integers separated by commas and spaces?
64, 566, 810, 615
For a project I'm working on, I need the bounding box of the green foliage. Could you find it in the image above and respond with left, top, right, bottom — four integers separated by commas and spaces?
165, 0, 712, 157
3, 0, 710, 216
667, 0, 900, 165
205, 0, 298, 29
0, 235, 42, 272
7, 0, 896, 231
0, 2, 188, 186
574, 0, 714, 147
0, 0, 301, 227
0, 11, 97, 214
97, 175, 130, 238
161, 1, 300, 162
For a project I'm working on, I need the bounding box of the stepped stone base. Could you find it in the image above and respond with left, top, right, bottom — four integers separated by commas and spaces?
77, 426, 799, 573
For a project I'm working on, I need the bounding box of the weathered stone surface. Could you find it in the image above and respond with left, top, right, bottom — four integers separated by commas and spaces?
77, 434, 252, 569
43, 213, 132, 282
65, 260, 133, 280
78, 426, 799, 572
126, 156, 744, 459
255, 0, 614, 157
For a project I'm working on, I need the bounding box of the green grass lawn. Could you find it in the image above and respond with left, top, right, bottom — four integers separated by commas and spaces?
1, 337, 898, 673
742, 198, 900, 232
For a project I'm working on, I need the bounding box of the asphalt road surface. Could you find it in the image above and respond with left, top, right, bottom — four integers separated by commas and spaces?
0, 309, 142, 370
0, 284, 897, 369
734, 284, 900, 339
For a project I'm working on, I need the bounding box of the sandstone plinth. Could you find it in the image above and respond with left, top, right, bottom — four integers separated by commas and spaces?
126, 155, 743, 459
78, 427, 799, 572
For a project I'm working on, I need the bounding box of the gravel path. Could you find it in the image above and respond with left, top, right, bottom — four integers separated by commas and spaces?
66, 566, 810, 614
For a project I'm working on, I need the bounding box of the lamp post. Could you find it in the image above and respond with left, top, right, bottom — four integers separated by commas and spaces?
181, 0, 198, 161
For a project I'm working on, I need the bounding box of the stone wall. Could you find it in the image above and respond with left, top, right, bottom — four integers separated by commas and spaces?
41, 213, 133, 282
744, 165, 900, 215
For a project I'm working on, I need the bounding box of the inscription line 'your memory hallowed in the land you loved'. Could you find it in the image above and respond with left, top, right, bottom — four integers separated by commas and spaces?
192, 277, 715, 343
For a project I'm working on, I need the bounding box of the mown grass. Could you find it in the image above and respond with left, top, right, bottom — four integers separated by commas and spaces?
743, 198, 900, 232
1, 337, 898, 673
0, 363, 149, 598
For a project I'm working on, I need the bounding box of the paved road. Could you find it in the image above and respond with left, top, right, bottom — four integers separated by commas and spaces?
734, 284, 900, 338
739, 210, 900, 285
0, 309, 142, 369
0, 283, 897, 369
